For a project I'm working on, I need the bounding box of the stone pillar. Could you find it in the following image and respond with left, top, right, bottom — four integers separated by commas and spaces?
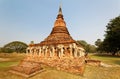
26, 48, 29, 55
33, 48, 36, 57
41, 47, 43, 57
76, 47, 80, 57
80, 47, 85, 57
57, 44, 64, 58
58, 49, 61, 58
29, 48, 32, 56
38, 47, 41, 56
31, 47, 34, 57
61, 47, 64, 57
42, 46, 46, 57
45, 46, 48, 57
36, 48, 39, 56
74, 48, 77, 57
73, 43, 77, 57
69, 44, 73, 57
49, 49, 52, 57
52, 46, 55, 57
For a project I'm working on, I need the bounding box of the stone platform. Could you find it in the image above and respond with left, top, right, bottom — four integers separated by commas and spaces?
9, 56, 85, 78
9, 60, 44, 78
25, 56, 86, 75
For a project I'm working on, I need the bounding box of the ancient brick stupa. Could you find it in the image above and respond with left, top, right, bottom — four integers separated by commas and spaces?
10, 5, 85, 77
26, 6, 85, 58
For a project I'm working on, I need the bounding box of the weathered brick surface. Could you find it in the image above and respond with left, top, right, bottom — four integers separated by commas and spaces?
11, 61, 43, 75
25, 56, 85, 75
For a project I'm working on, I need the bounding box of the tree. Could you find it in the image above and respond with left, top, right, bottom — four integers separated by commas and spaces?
86, 44, 96, 53
99, 16, 120, 55
95, 39, 103, 52
76, 40, 87, 48
3, 41, 28, 53
76, 40, 96, 53
0, 47, 13, 53
95, 39, 102, 47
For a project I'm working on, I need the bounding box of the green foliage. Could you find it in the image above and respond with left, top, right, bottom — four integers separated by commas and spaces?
30, 41, 34, 44
76, 40, 96, 53
2, 41, 28, 53
77, 40, 87, 47
95, 39, 102, 47
86, 44, 96, 53
98, 16, 120, 55
0, 48, 13, 53
0, 47, 3, 51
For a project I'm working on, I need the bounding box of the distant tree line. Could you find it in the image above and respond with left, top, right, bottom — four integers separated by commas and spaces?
95, 15, 120, 55
0, 41, 28, 53
76, 40, 97, 53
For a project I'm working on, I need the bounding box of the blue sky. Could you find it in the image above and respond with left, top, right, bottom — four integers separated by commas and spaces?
0, 0, 120, 47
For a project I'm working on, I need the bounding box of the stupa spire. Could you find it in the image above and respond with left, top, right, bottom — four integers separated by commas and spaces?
57, 4, 64, 20
58, 4, 62, 15
40, 4, 75, 45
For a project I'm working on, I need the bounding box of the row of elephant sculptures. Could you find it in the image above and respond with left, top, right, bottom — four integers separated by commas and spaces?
26, 43, 85, 58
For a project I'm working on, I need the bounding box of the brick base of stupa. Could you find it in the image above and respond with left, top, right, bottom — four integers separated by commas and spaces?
9, 56, 85, 77
26, 56, 86, 75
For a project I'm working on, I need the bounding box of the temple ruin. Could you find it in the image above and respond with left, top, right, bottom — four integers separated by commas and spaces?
26, 6, 85, 58
10, 5, 86, 77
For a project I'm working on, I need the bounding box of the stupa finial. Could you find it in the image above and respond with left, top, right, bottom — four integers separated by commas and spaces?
58, 3, 62, 15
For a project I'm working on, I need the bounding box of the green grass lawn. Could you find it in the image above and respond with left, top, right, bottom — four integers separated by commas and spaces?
89, 53, 120, 65
0, 61, 18, 69
0, 53, 120, 79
